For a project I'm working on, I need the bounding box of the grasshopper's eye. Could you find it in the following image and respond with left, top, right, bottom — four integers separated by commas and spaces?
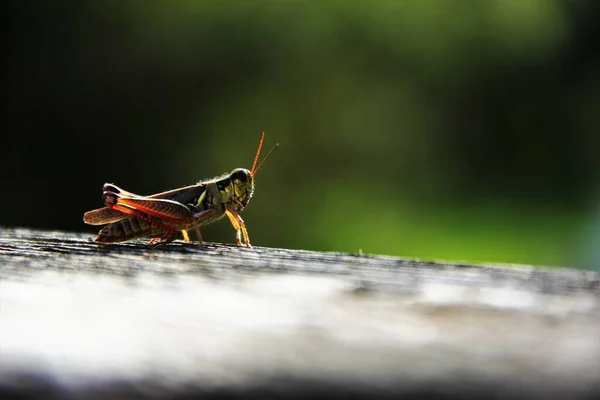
230, 168, 251, 183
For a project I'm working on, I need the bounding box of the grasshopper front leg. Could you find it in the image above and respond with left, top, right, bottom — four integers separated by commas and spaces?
225, 209, 250, 247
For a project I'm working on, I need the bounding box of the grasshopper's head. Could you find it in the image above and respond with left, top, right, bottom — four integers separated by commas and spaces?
229, 133, 279, 212
230, 168, 254, 211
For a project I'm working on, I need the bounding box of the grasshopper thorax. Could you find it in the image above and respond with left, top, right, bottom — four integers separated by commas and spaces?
230, 168, 254, 211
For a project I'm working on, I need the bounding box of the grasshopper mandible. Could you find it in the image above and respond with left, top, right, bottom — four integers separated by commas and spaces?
83, 133, 278, 247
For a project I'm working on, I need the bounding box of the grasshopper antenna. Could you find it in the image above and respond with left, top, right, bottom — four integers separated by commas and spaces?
251, 132, 279, 177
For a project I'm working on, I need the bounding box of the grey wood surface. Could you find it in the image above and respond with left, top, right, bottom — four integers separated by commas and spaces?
0, 227, 598, 399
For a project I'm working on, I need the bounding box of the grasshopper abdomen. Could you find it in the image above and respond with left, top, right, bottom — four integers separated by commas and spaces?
96, 216, 159, 243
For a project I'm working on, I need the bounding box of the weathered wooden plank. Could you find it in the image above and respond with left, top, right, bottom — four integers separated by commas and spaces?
0, 227, 598, 399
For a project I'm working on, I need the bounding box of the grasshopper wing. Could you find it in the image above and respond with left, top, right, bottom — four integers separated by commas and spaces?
107, 194, 194, 222
84, 182, 205, 225
83, 207, 129, 225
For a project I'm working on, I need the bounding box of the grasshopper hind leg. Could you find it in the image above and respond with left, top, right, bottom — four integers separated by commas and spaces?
148, 230, 177, 246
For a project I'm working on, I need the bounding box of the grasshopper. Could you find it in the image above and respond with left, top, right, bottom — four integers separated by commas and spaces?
83, 133, 278, 247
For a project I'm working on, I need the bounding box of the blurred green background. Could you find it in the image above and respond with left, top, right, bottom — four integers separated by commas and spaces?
3, 0, 599, 269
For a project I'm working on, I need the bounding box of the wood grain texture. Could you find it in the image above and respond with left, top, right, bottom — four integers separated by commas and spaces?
0, 227, 598, 399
